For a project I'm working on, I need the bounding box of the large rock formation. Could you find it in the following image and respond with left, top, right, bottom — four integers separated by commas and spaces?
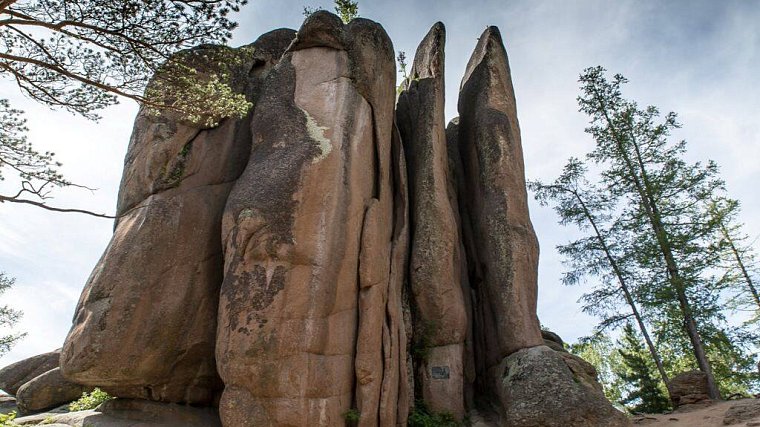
216, 12, 406, 426
12, 11, 631, 427
396, 22, 468, 418
0, 350, 59, 396
59, 29, 296, 404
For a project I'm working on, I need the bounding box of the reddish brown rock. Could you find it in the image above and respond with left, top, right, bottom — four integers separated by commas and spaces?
451, 28, 626, 426
455, 26, 544, 373
0, 350, 59, 396
396, 22, 467, 419
13, 398, 222, 426
669, 370, 712, 408
216, 11, 406, 426
16, 368, 93, 415
60, 29, 295, 405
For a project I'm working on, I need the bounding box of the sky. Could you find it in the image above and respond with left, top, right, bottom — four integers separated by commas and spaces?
1, 0, 759, 366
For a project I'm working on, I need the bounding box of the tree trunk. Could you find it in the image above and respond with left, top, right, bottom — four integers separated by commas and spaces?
595, 98, 722, 400
572, 190, 672, 399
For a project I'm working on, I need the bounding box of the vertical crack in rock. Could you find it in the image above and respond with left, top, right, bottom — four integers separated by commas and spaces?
396, 22, 468, 419
59, 29, 297, 405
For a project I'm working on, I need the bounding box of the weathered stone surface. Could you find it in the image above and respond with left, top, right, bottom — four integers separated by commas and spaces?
455, 26, 544, 374
0, 350, 59, 396
60, 29, 295, 405
557, 351, 604, 394
453, 27, 624, 425
669, 370, 712, 408
492, 346, 630, 427
16, 368, 92, 415
216, 11, 404, 426
396, 22, 467, 419
542, 330, 567, 353
445, 117, 479, 408
723, 399, 760, 425
542, 330, 565, 347
13, 398, 221, 426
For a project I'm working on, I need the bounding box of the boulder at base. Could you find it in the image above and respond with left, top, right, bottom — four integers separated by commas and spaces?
668, 370, 712, 408
16, 368, 93, 415
0, 350, 59, 396
13, 398, 221, 426
491, 346, 630, 427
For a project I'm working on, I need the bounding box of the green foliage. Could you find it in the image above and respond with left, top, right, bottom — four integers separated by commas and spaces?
408, 401, 460, 427
1, 0, 247, 119
569, 333, 625, 405
0, 272, 25, 358
0, 0, 250, 211
536, 66, 760, 398
334, 0, 359, 23
69, 388, 113, 411
0, 410, 16, 426
707, 197, 760, 316
144, 46, 253, 128
396, 51, 409, 95
342, 408, 360, 423
616, 324, 671, 413
303, 6, 323, 17
411, 321, 435, 362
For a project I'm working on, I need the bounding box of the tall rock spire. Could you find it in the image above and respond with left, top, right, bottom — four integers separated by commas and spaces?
396, 22, 468, 419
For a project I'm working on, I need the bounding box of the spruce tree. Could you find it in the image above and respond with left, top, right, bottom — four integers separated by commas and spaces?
616, 324, 671, 413
577, 66, 725, 399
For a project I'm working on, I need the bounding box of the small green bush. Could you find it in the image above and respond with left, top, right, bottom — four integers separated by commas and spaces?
342, 408, 360, 423
408, 400, 460, 427
0, 411, 16, 427
69, 388, 113, 411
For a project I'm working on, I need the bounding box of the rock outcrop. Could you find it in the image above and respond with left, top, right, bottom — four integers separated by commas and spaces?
493, 346, 630, 427
216, 12, 406, 426
454, 26, 544, 370
12, 11, 631, 427
59, 29, 296, 405
13, 399, 221, 426
0, 350, 59, 396
16, 368, 92, 415
396, 22, 468, 418
669, 370, 712, 408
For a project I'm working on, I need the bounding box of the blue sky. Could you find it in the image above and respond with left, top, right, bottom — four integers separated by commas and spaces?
1, 0, 758, 365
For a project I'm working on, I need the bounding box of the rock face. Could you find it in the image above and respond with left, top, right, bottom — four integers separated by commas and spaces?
13, 399, 221, 426
669, 370, 712, 408
16, 368, 93, 415
454, 26, 544, 373
30, 11, 629, 427
59, 29, 296, 405
492, 346, 630, 427
723, 399, 760, 425
396, 22, 467, 418
0, 350, 59, 395
216, 12, 406, 426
